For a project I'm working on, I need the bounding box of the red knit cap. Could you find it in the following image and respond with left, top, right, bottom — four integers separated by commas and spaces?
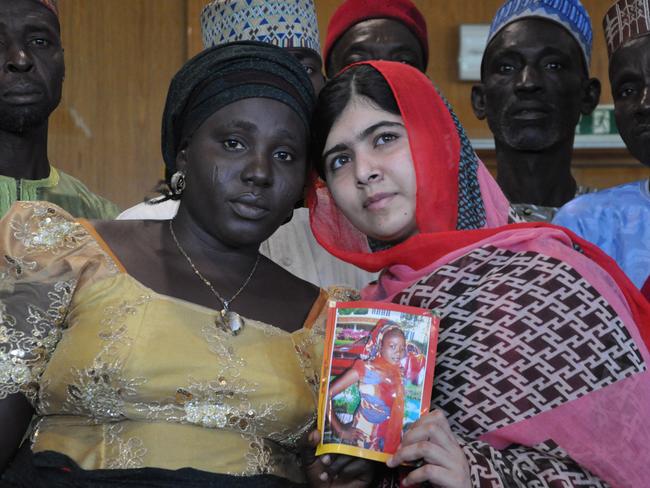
35, 0, 59, 17
324, 0, 428, 71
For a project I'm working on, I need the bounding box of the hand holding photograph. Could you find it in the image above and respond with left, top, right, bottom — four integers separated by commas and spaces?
317, 301, 439, 463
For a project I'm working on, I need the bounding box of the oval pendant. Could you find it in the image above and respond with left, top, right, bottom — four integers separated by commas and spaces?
221, 310, 244, 336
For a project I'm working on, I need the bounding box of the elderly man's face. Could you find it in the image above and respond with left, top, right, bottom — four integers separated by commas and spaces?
610, 35, 650, 166
0, 0, 64, 133
326, 18, 425, 77
472, 18, 600, 152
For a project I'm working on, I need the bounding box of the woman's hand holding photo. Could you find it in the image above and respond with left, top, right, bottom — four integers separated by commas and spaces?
301, 430, 377, 488
387, 410, 471, 488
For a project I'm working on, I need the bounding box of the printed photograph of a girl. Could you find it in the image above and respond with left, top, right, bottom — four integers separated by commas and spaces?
320, 305, 437, 460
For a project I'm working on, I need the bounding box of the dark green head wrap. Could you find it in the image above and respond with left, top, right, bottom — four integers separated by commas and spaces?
161, 41, 316, 175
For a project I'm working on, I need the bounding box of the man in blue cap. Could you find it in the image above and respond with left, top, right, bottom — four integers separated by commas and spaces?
471, 0, 601, 222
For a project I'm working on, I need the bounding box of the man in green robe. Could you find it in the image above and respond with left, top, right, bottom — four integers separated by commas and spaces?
0, 0, 119, 219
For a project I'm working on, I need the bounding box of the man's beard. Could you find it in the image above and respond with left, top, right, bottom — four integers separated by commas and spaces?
0, 103, 54, 134
488, 112, 565, 152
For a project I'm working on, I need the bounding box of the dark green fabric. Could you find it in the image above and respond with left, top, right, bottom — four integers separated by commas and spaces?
0, 167, 119, 220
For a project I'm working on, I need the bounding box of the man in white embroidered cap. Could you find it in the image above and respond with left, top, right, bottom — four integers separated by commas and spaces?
201, 0, 325, 93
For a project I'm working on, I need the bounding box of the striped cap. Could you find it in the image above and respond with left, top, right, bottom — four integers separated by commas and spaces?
603, 0, 650, 57
200, 0, 321, 54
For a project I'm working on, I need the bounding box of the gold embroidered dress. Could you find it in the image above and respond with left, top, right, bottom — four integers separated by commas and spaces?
0, 202, 333, 483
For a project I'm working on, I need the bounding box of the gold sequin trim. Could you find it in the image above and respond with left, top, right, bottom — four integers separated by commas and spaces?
292, 332, 320, 397
105, 423, 146, 469
11, 204, 88, 254
0, 280, 74, 401
3, 254, 37, 279
62, 296, 149, 420
326, 286, 360, 302
243, 436, 275, 475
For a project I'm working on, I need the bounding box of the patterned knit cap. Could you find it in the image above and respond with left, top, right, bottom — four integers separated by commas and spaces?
200, 0, 321, 55
34, 0, 58, 17
487, 0, 593, 66
604, 0, 650, 57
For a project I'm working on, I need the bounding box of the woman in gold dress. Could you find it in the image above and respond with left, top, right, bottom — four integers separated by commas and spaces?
0, 42, 349, 487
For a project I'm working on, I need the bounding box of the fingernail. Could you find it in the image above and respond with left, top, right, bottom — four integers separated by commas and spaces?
386, 456, 395, 468
320, 472, 328, 481
321, 455, 331, 465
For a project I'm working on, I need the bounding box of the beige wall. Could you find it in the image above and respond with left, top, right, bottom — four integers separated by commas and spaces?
48, 0, 646, 209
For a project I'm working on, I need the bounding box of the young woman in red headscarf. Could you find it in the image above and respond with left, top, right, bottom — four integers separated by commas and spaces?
307, 61, 650, 487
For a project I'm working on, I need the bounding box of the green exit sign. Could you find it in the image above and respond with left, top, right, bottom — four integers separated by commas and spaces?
576, 104, 618, 136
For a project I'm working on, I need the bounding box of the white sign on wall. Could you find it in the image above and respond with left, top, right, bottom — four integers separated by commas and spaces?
458, 24, 490, 81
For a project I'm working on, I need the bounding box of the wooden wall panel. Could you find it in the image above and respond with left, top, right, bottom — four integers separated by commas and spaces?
49, 0, 187, 209
187, 0, 204, 57
51, 0, 644, 208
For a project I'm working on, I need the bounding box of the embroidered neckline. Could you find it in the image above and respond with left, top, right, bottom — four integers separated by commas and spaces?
83, 273, 313, 338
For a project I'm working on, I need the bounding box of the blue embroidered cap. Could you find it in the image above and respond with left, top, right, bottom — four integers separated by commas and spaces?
487, 0, 593, 65
200, 0, 321, 55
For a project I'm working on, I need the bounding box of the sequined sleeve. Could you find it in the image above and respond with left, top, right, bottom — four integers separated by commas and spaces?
0, 202, 119, 402
310, 286, 359, 374
292, 287, 359, 403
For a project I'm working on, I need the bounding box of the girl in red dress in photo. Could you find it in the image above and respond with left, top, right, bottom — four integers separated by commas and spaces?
327, 320, 406, 454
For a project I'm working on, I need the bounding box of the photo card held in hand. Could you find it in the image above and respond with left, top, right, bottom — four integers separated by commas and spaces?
317, 300, 439, 463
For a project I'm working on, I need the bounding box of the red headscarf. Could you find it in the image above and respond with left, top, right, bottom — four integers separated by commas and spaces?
306, 60, 650, 346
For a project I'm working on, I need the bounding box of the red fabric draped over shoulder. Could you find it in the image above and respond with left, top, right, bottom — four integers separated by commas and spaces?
306, 60, 650, 346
